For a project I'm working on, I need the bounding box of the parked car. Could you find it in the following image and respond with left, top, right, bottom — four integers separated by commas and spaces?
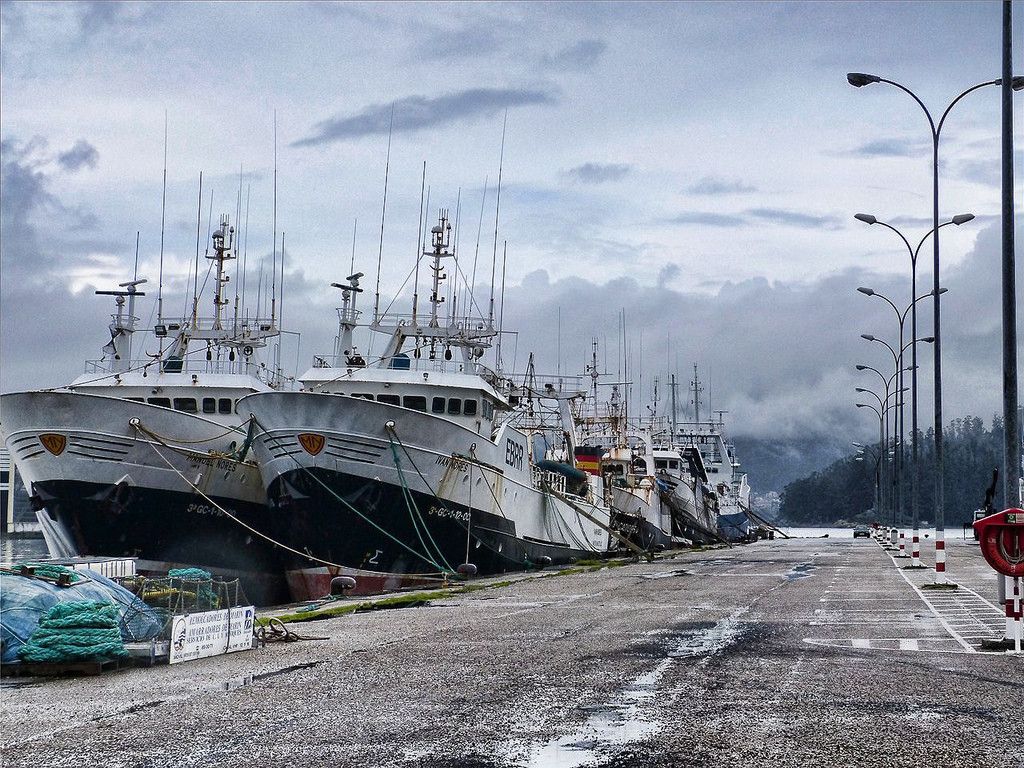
853, 525, 871, 538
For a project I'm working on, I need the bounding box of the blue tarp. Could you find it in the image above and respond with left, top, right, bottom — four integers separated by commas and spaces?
0, 568, 162, 664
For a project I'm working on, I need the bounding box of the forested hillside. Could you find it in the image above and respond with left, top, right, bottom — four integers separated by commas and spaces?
779, 415, 1014, 525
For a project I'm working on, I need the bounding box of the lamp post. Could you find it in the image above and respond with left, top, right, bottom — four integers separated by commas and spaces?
857, 285, 948, 565
847, 71, 1024, 582
854, 441, 883, 520
856, 363, 908, 523
856, 402, 886, 522
855, 215, 971, 566
860, 334, 934, 531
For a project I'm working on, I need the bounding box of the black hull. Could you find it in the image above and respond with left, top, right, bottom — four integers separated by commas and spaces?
267, 467, 600, 576
33, 480, 288, 605
611, 511, 673, 552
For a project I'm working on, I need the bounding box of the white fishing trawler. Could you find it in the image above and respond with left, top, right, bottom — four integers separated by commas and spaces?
239, 211, 617, 598
672, 366, 754, 542
0, 215, 289, 602
574, 351, 721, 548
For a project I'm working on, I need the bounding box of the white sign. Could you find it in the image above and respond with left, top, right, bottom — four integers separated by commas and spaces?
169, 606, 255, 664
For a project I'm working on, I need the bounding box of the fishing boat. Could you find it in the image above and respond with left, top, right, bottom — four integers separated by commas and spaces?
240, 211, 617, 599
0, 216, 290, 603
672, 366, 754, 542
574, 357, 721, 549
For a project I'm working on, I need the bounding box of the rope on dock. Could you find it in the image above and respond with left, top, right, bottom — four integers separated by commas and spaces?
17, 601, 128, 663
255, 617, 327, 644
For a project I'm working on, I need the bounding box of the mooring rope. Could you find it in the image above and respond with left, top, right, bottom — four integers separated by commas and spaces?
246, 416, 453, 580
133, 417, 250, 447
386, 435, 454, 573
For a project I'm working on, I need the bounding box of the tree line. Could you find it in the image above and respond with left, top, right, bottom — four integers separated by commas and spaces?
778, 415, 1014, 526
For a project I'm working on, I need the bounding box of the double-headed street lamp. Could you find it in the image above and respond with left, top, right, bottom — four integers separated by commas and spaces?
854, 441, 883, 520
855, 402, 887, 520
854, 362, 910, 524
858, 285, 947, 565
855, 215, 970, 566
860, 334, 934, 533
848, 71, 1024, 582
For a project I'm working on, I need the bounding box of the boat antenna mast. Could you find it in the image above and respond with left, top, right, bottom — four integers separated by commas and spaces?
691, 363, 704, 423
96, 279, 148, 373
331, 271, 365, 366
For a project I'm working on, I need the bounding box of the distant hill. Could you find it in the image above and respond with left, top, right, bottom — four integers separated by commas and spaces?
776, 415, 1012, 526
731, 434, 850, 494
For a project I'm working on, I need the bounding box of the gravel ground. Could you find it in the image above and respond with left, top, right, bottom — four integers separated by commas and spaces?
2, 535, 1021, 768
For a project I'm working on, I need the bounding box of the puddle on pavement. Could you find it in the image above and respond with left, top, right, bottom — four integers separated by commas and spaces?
640, 569, 691, 580
220, 674, 253, 692
786, 562, 817, 581
516, 611, 746, 767
213, 660, 324, 693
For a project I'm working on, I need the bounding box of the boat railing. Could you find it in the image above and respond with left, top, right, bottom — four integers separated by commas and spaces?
372, 313, 496, 336
158, 316, 278, 338
532, 466, 567, 496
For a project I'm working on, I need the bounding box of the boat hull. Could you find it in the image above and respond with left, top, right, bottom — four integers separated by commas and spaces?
1, 391, 288, 604
242, 390, 613, 595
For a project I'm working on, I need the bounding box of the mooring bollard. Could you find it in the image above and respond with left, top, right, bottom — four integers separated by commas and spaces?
330, 576, 357, 596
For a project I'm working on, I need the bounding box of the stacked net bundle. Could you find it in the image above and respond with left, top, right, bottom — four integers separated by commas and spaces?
1, 565, 162, 664
17, 601, 128, 663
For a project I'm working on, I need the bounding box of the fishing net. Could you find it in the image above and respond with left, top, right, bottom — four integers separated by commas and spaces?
116, 571, 249, 639
17, 601, 128, 663
1, 565, 163, 664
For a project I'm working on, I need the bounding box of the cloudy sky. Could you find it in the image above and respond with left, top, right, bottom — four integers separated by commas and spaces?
1, 1, 1021, 453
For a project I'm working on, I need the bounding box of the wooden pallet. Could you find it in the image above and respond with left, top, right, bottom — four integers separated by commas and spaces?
1, 657, 132, 678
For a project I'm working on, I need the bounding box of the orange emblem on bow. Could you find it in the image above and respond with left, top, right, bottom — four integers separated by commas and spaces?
39, 434, 66, 456
297, 433, 325, 456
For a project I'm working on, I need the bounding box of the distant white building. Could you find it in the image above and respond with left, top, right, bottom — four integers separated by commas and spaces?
1, 448, 38, 534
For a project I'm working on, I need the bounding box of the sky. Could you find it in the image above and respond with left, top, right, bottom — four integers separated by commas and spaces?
1, 0, 1022, 454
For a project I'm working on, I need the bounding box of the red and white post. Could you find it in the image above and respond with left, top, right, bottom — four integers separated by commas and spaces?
898, 530, 907, 558
911, 526, 921, 566
934, 533, 946, 583
1002, 576, 1023, 653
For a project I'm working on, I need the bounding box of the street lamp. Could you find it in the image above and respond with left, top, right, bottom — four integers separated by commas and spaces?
860, 334, 934, 530
856, 402, 886, 521
847, 72, 1024, 582
856, 214, 966, 569
857, 277, 956, 566
854, 441, 883, 519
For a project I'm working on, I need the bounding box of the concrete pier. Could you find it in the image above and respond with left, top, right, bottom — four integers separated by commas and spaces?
2, 535, 1020, 768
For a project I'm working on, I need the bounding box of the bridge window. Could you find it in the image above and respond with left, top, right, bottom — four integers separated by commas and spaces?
403, 396, 427, 411
463, 399, 478, 416
173, 398, 198, 413
447, 398, 462, 415
147, 397, 171, 408
377, 394, 400, 406
202, 398, 217, 414
431, 397, 446, 414
218, 398, 233, 414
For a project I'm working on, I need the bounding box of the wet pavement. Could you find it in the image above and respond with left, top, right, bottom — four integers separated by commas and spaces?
2, 534, 1021, 768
